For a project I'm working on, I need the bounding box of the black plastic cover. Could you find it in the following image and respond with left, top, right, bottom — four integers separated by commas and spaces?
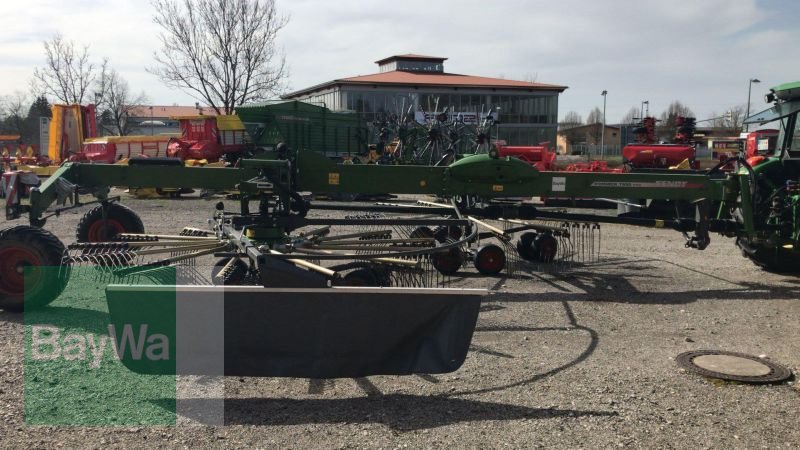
106, 286, 484, 378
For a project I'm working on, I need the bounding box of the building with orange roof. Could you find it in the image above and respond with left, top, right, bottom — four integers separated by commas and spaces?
283, 54, 567, 146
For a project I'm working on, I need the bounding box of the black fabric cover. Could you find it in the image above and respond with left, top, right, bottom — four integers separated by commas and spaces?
106, 286, 484, 378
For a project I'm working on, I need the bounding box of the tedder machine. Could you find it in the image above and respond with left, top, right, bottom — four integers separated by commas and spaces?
2, 82, 800, 379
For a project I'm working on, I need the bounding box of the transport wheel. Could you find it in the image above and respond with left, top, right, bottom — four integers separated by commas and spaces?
516, 232, 538, 261
211, 258, 249, 285
432, 246, 464, 275
0, 226, 69, 312
340, 268, 379, 287
76, 203, 145, 242
473, 244, 506, 275
433, 226, 463, 243
737, 238, 800, 274
533, 233, 558, 263
409, 226, 434, 239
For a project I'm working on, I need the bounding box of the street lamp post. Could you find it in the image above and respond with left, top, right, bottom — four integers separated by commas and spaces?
149, 106, 154, 136
746, 78, 761, 132
600, 90, 607, 159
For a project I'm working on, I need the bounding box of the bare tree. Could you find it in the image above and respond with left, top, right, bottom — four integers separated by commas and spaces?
657, 101, 694, 141
0, 92, 31, 136
708, 105, 747, 135
558, 111, 584, 152
586, 107, 603, 124
32, 34, 98, 104
96, 66, 148, 136
559, 111, 583, 129
522, 73, 538, 83
150, 0, 288, 115
620, 106, 641, 124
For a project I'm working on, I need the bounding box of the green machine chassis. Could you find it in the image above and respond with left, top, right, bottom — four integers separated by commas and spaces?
2, 83, 800, 380
4, 81, 800, 310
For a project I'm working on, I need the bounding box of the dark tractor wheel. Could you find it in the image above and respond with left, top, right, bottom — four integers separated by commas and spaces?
0, 226, 70, 312
211, 257, 249, 285
76, 203, 145, 243
473, 244, 506, 275
340, 268, 379, 287
432, 246, 464, 275
737, 238, 800, 274
533, 233, 558, 263
516, 232, 538, 261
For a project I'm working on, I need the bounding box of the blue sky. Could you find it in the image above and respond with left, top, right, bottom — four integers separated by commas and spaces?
2, 0, 799, 123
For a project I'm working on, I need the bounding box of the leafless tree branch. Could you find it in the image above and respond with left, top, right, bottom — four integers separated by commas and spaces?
149, 0, 288, 115
96, 67, 148, 136
32, 34, 98, 104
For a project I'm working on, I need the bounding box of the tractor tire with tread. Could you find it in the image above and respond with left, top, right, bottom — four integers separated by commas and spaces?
0, 225, 70, 312
76, 203, 145, 242
737, 238, 800, 274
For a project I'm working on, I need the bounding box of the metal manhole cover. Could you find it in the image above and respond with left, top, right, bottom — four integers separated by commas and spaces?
676, 350, 792, 384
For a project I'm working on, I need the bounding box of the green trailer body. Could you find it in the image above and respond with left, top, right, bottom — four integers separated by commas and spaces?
236, 101, 368, 157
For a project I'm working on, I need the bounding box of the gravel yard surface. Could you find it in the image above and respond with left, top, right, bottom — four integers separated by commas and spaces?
1, 192, 798, 449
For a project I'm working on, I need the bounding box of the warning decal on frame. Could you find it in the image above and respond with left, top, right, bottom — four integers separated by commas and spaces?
552, 177, 566, 192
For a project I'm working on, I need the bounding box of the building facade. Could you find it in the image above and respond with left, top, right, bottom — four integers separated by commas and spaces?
283, 55, 566, 147
557, 123, 621, 155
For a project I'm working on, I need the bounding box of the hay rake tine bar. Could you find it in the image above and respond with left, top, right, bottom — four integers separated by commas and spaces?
116, 233, 219, 241
315, 230, 393, 242
112, 245, 228, 277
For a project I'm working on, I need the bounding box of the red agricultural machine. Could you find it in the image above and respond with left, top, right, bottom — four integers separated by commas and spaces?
622, 116, 699, 170
166, 115, 247, 161
494, 142, 556, 171
74, 115, 248, 164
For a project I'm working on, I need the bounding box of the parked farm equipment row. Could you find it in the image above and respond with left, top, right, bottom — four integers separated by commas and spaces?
2, 82, 799, 379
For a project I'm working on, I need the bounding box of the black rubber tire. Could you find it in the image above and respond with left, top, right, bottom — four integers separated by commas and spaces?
0, 225, 70, 312
409, 226, 434, 239
340, 268, 379, 287
76, 203, 145, 242
533, 233, 558, 263
433, 226, 462, 243
473, 244, 506, 275
211, 258, 249, 285
737, 238, 800, 274
432, 245, 464, 275
516, 232, 538, 261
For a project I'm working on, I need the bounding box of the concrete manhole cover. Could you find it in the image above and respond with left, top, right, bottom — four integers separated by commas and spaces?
676, 350, 792, 384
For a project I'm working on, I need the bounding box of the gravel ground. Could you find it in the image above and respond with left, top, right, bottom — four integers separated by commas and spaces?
1, 192, 799, 449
